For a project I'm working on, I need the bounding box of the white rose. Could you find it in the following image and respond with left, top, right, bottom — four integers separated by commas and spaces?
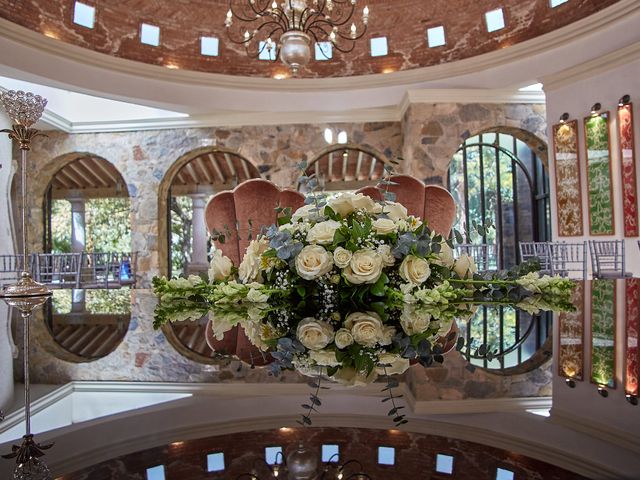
238, 238, 269, 283
434, 243, 455, 268
295, 245, 333, 280
399, 255, 431, 285
246, 288, 269, 303
306, 220, 341, 245
333, 247, 353, 269
328, 193, 357, 217
382, 201, 408, 221
334, 328, 354, 349
208, 250, 233, 281
343, 249, 383, 285
309, 349, 341, 367
376, 353, 411, 375
331, 367, 378, 387
296, 317, 335, 351
400, 306, 432, 335
377, 244, 396, 267
345, 311, 385, 347
292, 204, 317, 222
350, 193, 378, 213
372, 218, 398, 235
453, 253, 478, 279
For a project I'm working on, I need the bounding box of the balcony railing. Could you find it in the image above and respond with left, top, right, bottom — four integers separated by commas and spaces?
0, 252, 136, 289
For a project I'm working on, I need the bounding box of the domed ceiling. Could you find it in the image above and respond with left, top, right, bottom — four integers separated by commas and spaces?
0, 0, 619, 78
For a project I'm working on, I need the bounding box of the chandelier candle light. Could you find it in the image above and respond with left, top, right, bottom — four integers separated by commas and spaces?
0, 90, 54, 480
225, 0, 370, 75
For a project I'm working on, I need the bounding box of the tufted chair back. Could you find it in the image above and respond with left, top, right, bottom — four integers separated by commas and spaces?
356, 175, 456, 237
203, 179, 305, 365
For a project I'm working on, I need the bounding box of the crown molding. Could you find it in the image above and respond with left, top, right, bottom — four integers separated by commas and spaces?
541, 41, 640, 91
549, 407, 640, 455
0, 0, 638, 93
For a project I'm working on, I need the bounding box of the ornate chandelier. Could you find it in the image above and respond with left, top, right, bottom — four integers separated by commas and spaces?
235, 442, 371, 479
224, 0, 370, 75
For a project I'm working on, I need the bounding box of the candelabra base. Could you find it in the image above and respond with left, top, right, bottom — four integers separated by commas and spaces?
0, 273, 51, 314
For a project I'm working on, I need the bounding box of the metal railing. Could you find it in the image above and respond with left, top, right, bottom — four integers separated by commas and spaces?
0, 252, 136, 289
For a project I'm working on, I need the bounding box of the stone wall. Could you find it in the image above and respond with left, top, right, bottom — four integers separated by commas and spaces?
13, 103, 554, 401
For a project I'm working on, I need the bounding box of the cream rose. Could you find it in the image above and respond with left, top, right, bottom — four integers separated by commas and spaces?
453, 253, 478, 279
383, 201, 408, 221
376, 353, 411, 375
377, 244, 396, 267
372, 218, 398, 235
208, 250, 233, 281
238, 238, 269, 283
400, 306, 432, 335
296, 317, 335, 351
343, 249, 383, 285
399, 255, 431, 285
334, 328, 354, 349
345, 311, 385, 347
328, 192, 377, 217
306, 220, 341, 245
333, 247, 353, 268
350, 193, 378, 213
434, 242, 455, 268
309, 349, 341, 367
295, 245, 333, 280
380, 325, 396, 346
291, 204, 317, 222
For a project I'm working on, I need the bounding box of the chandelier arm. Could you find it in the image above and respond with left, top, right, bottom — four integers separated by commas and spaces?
326, 3, 357, 27
330, 39, 357, 53
227, 0, 261, 23
271, 7, 291, 32
336, 24, 368, 41
247, 0, 272, 18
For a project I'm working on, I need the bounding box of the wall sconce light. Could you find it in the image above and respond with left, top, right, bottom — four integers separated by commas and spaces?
597, 385, 609, 397
626, 393, 638, 406
590, 102, 601, 116
619, 94, 631, 107
559, 112, 570, 124
565, 377, 576, 388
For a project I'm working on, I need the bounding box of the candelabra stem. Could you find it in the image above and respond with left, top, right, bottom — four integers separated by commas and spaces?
20, 148, 28, 276
22, 310, 31, 436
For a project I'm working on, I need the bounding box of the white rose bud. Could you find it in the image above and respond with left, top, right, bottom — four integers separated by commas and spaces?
208, 250, 233, 281
372, 218, 398, 235
453, 253, 478, 279
382, 201, 408, 221
345, 311, 385, 347
306, 220, 342, 245
295, 245, 334, 280
333, 247, 353, 268
328, 193, 357, 217
399, 255, 431, 285
334, 328, 354, 349
434, 242, 455, 268
309, 349, 341, 367
343, 249, 383, 285
377, 244, 396, 267
376, 353, 411, 376
292, 204, 317, 222
296, 317, 335, 351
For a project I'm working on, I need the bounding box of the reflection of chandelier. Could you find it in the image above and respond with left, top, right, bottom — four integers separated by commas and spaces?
236, 443, 371, 479
224, 0, 370, 75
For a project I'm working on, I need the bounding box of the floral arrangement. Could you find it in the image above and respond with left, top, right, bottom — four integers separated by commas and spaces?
153, 191, 575, 389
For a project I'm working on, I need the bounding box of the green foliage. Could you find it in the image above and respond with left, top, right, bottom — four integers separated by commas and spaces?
170, 196, 193, 276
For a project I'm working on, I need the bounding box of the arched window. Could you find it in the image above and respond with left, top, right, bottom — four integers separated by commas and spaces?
165, 148, 261, 362
303, 145, 392, 192
448, 130, 552, 372
41, 155, 132, 362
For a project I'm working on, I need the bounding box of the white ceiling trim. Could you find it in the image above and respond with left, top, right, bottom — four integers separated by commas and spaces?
43, 89, 546, 133
541, 40, 640, 91
0, 0, 637, 93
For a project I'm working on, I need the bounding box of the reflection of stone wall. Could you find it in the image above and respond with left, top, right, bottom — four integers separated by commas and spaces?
15, 104, 552, 400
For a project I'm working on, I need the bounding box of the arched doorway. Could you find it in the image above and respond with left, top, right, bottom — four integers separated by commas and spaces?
447, 129, 552, 373
42, 154, 132, 362
304, 145, 393, 192
163, 148, 262, 363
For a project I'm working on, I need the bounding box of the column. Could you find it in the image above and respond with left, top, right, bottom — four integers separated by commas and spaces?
0, 111, 15, 412
187, 194, 209, 275
69, 198, 86, 311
